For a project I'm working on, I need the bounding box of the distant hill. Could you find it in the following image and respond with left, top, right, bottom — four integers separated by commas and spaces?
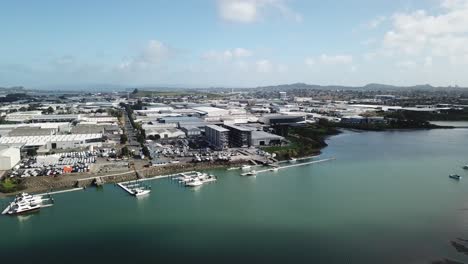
255, 83, 467, 91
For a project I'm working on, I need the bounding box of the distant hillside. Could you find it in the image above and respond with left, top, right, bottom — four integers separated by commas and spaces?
255, 83, 468, 91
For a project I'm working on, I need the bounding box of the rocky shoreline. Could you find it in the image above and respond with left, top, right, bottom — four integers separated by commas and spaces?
0, 160, 250, 197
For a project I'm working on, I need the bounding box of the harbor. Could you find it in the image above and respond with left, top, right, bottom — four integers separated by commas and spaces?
1, 129, 468, 263
1, 192, 54, 215
240, 157, 335, 176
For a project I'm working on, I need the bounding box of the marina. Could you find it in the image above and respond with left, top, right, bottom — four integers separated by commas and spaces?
2, 129, 468, 263
240, 157, 335, 176
2, 192, 54, 215
117, 181, 151, 197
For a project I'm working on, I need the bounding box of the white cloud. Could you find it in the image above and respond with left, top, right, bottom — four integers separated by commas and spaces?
202, 48, 253, 61
118, 40, 173, 71
368, 16, 386, 29
304, 57, 315, 66
440, 0, 468, 9
381, 4, 468, 60
256, 59, 273, 73
396, 60, 417, 69
139, 40, 171, 64
424, 56, 433, 67
217, 0, 302, 23
319, 54, 353, 65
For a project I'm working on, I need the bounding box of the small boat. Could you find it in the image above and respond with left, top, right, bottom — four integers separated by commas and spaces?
227, 167, 239, 171
241, 165, 251, 170
132, 188, 151, 196
7, 202, 42, 215
449, 174, 462, 180
243, 170, 257, 176
463, 165, 468, 170
185, 178, 203, 187
289, 158, 297, 162
270, 168, 278, 172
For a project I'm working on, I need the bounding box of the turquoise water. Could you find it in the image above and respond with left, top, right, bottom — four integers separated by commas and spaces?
2, 129, 468, 263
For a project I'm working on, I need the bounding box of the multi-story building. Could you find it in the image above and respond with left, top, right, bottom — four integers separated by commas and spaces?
205, 125, 229, 150
223, 124, 253, 148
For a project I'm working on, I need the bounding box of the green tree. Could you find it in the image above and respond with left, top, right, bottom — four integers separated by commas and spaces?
45, 106, 54, 114
27, 148, 37, 156
142, 146, 151, 159
120, 134, 128, 144
121, 146, 130, 157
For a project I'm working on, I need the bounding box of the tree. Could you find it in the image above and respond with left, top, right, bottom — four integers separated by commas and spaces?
121, 146, 130, 157
120, 134, 128, 144
132, 88, 139, 94
142, 146, 151, 159
46, 106, 54, 114
27, 148, 37, 156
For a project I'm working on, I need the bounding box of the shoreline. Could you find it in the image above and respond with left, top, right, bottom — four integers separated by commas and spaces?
0, 153, 323, 198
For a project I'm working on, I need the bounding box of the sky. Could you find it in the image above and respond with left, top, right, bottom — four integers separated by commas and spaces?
1, 0, 468, 88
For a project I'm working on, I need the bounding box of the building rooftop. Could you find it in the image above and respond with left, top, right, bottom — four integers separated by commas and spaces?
205, 124, 229, 132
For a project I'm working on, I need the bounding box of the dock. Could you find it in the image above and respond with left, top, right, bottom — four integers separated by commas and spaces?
241, 157, 335, 176
40, 187, 84, 196
117, 182, 135, 195
2, 196, 54, 215
117, 180, 152, 196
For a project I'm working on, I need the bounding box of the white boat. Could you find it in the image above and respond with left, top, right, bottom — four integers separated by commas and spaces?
185, 178, 203, 187
243, 170, 257, 176
270, 168, 278, 172
3, 192, 54, 215
241, 165, 251, 170
15, 193, 43, 205
7, 202, 42, 215
289, 158, 297, 162
132, 188, 151, 196
227, 167, 239, 171
463, 165, 468, 170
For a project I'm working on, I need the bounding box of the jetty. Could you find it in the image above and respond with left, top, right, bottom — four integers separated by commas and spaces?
117, 180, 151, 196
241, 157, 335, 176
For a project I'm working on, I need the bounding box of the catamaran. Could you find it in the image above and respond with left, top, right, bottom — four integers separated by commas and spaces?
2, 192, 54, 215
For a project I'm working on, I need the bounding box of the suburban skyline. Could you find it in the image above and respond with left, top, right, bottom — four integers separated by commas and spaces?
2, 0, 468, 88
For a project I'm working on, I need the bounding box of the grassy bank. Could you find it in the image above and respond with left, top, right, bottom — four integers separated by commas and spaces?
263, 121, 340, 160
0, 178, 25, 193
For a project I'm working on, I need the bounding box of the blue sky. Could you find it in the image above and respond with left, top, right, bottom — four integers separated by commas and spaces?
1, 0, 468, 88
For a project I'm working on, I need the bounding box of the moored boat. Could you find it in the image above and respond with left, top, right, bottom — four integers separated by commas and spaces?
132, 188, 151, 196
7, 202, 41, 215
242, 170, 257, 176
449, 174, 462, 180
241, 165, 251, 170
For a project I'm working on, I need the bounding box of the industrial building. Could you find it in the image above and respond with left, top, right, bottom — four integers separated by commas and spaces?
0, 146, 20, 170
260, 115, 306, 125
146, 128, 185, 139
205, 125, 229, 150
250, 131, 284, 146
223, 124, 253, 148
180, 126, 201, 137
0, 134, 103, 151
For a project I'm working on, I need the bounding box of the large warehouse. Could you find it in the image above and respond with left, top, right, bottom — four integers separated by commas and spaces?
0, 134, 103, 151
0, 146, 20, 170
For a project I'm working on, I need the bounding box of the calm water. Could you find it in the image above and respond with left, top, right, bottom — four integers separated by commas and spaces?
2, 128, 468, 264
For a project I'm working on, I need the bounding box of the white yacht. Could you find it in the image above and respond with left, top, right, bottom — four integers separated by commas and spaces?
185, 178, 203, 187
289, 158, 297, 162
132, 188, 151, 197
243, 170, 257, 176
270, 167, 279, 172
241, 165, 252, 170
7, 202, 42, 215
15, 193, 43, 205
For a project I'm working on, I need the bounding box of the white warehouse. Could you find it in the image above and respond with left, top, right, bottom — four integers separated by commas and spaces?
0, 146, 20, 170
